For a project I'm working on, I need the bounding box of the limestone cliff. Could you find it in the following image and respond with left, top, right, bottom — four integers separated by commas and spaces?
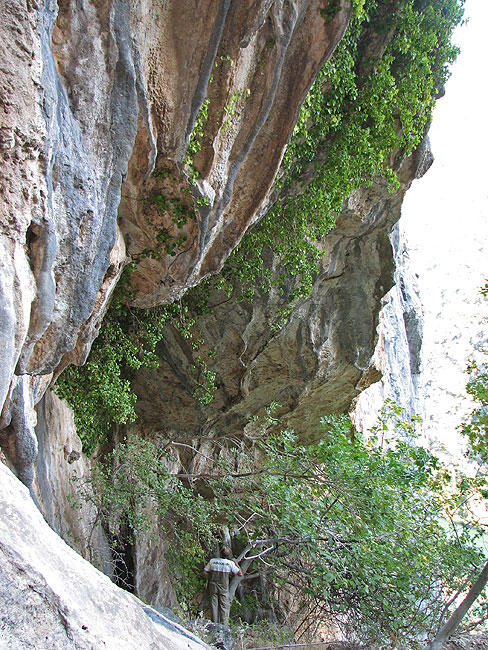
0, 460, 210, 650
0, 0, 349, 480
0, 0, 350, 644
0, 0, 461, 646
351, 222, 425, 433
131, 142, 431, 446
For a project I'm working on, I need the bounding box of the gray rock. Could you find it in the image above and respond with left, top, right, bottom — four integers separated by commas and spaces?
0, 461, 211, 650
0, 0, 442, 637
189, 618, 236, 650
132, 151, 422, 446
353, 223, 425, 431
0, 0, 350, 486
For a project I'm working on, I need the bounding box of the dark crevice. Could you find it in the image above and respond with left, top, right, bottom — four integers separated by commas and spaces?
111, 525, 135, 593
25, 222, 41, 273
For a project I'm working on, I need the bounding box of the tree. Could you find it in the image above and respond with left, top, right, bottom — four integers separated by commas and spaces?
204, 410, 481, 646
71, 403, 482, 645
424, 349, 488, 649
426, 559, 488, 650
461, 352, 488, 463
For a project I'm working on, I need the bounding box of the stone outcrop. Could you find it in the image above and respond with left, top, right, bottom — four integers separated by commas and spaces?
352, 222, 425, 432
0, 460, 210, 650
0, 1, 354, 644
131, 142, 432, 445
32, 390, 114, 575
0, 0, 350, 480
0, 0, 454, 646
118, 0, 351, 307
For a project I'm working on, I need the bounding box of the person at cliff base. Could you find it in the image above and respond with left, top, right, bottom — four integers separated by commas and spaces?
204, 546, 242, 626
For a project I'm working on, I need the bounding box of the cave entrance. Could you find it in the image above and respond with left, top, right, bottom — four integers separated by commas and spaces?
111, 525, 135, 593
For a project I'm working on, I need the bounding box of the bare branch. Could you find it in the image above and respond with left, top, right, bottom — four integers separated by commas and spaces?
425, 558, 488, 650
244, 545, 275, 561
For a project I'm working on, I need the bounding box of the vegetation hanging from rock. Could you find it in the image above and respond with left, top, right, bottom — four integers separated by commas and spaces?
55, 0, 464, 452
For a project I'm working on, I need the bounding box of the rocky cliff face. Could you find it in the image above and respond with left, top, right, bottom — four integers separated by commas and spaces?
0, 0, 350, 481
352, 221, 426, 433
0, 0, 453, 646
0, 0, 351, 644
0, 461, 210, 650
131, 142, 432, 447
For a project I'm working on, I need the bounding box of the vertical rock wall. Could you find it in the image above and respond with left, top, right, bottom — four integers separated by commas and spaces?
0, 0, 355, 638
0, 0, 351, 485
0, 0, 448, 640
0, 460, 211, 650
352, 223, 425, 432
131, 143, 431, 446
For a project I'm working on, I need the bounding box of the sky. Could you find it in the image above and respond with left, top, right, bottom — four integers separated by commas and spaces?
400, 0, 488, 456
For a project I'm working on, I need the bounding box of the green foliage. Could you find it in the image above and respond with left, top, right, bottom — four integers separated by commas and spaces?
139, 190, 194, 260
460, 280, 488, 461
221, 88, 251, 133
207, 408, 481, 645
185, 98, 210, 184
462, 351, 488, 462
192, 356, 217, 406
352, 0, 366, 20
188, 98, 210, 158
54, 270, 217, 454
54, 267, 167, 453
369, 397, 422, 447
72, 403, 483, 641
196, 0, 463, 315
166, 530, 208, 612
320, 0, 341, 22
71, 434, 216, 609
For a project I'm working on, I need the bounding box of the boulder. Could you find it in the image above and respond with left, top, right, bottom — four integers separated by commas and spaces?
0, 460, 210, 650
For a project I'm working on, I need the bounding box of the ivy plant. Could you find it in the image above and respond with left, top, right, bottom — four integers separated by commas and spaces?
54, 268, 217, 454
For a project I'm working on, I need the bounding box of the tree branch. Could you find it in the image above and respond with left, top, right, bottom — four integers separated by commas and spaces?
425, 558, 488, 650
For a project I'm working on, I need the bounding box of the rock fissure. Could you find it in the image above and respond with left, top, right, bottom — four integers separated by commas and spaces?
184, 0, 233, 148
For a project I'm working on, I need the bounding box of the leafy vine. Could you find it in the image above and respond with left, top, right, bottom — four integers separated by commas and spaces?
196, 0, 463, 316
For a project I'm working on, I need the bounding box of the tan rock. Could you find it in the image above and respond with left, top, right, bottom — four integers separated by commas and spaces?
0, 0, 350, 485
119, 0, 352, 306
131, 149, 425, 446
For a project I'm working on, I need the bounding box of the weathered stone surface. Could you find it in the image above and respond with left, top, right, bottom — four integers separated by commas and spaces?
0, 461, 210, 650
0, 0, 46, 416
0, 0, 350, 485
119, 0, 351, 307
32, 390, 114, 575
29, 390, 188, 611
132, 146, 428, 445
352, 223, 425, 432
1, 0, 134, 382
0, 0, 133, 448
133, 520, 181, 612
0, 0, 443, 642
